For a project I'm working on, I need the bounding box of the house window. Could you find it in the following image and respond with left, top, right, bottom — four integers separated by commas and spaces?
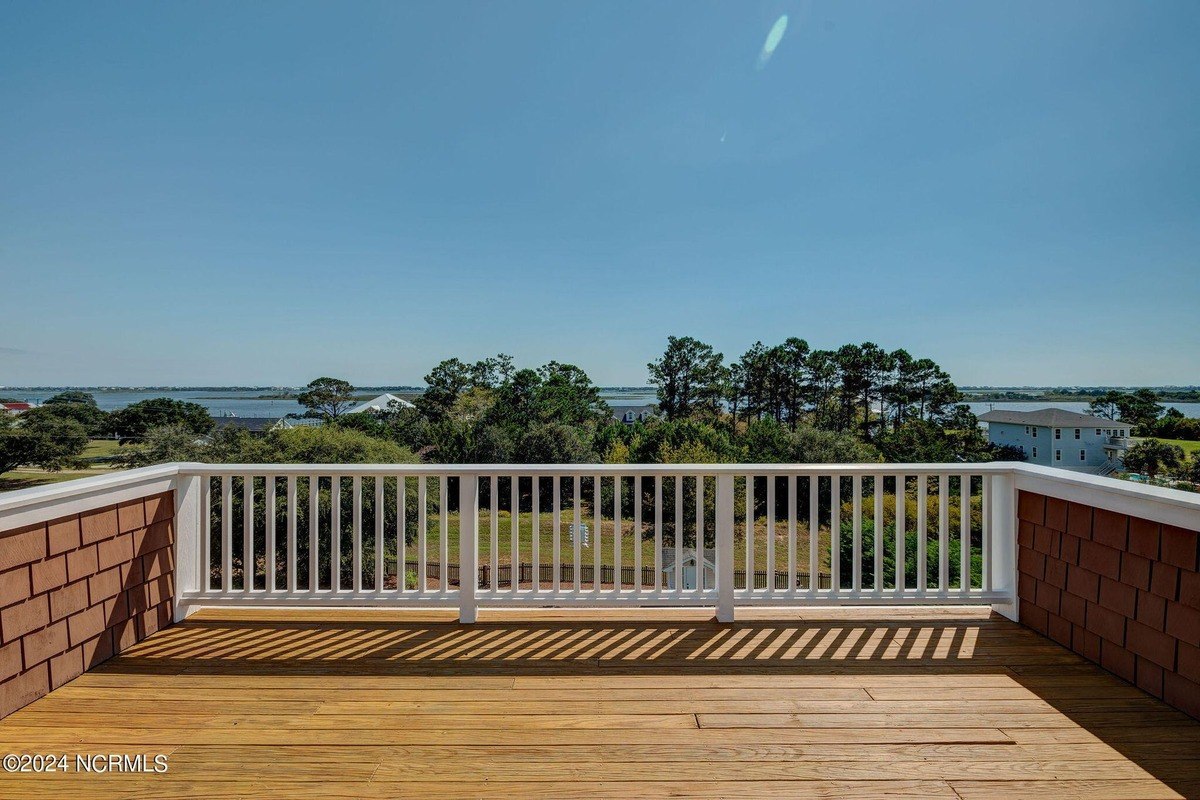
1074, 429, 1080, 439
1080, 449, 1086, 461
1025, 426, 1030, 435
1096, 429, 1101, 435
1032, 447, 1038, 458
1032, 428, 1038, 438
1119, 429, 1126, 437
1055, 450, 1061, 461
1055, 428, 1061, 439
1106, 429, 1112, 435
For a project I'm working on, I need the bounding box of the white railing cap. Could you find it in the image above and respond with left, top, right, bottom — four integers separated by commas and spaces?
3, 461, 1198, 533
176, 462, 1018, 477
0, 464, 179, 532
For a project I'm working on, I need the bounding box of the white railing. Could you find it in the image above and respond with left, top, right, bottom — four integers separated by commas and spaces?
172, 464, 1020, 622
3, 462, 1198, 624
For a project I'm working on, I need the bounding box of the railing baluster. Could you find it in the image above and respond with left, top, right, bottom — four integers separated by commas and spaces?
265, 476, 276, 593
552, 476, 561, 593
830, 476, 841, 593
308, 475, 319, 592
242, 475, 253, 591
375, 476, 385, 592
532, 476, 540, 593
938, 474, 949, 593
397, 476, 406, 593
490, 475, 499, 591
982, 474, 992, 591
745, 475, 754, 590
352, 476, 363, 594
572, 476, 581, 594
808, 476, 819, 591
634, 476, 642, 591
440, 475, 450, 593
674, 476, 682, 594
286, 476, 297, 593
960, 474, 971, 591
221, 475, 232, 593
332, 477, 341, 592
613, 475, 622, 591
916, 475, 928, 592
896, 475, 906, 592
787, 475, 796, 592
201, 476, 212, 593
418, 476, 428, 593
851, 475, 862, 593
511, 476, 519, 592
695, 474, 704, 592
653, 475, 662, 591
593, 474, 601, 593
765, 475, 775, 593
873, 473, 883, 593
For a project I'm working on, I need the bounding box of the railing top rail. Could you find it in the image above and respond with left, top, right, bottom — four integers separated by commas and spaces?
175, 462, 1018, 477
2, 461, 1198, 533
0, 464, 179, 532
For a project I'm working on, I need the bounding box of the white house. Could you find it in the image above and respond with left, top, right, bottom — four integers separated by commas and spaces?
660, 547, 715, 590
979, 408, 1132, 474
346, 393, 416, 414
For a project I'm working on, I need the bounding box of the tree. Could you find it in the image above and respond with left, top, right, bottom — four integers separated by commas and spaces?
297, 377, 357, 420
44, 391, 98, 407
876, 419, 988, 463
741, 418, 876, 463
0, 412, 89, 474
105, 398, 212, 442
1123, 439, 1184, 480
1088, 391, 1123, 420
1184, 453, 1200, 484
118, 424, 208, 468
417, 357, 505, 421
1115, 389, 1164, 431
32, 393, 108, 436
530, 362, 609, 428
648, 336, 727, 421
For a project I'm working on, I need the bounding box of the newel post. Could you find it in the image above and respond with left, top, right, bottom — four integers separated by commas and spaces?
989, 470, 1018, 622
459, 473, 479, 624
716, 473, 735, 623
173, 472, 202, 622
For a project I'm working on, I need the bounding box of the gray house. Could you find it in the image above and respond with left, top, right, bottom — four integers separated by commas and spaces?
612, 405, 657, 425
979, 408, 1132, 474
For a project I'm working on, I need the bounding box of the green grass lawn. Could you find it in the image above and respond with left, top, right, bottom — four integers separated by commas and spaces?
401, 510, 836, 575
0, 439, 124, 492
1137, 437, 1200, 456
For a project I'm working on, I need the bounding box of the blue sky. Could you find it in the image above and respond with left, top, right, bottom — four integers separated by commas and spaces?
1, 1, 1197, 387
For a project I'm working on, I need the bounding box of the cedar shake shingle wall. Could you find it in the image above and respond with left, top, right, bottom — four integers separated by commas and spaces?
1017, 490, 1200, 719
0, 491, 174, 718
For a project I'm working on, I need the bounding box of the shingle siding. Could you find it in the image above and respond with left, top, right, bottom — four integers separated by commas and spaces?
1017, 490, 1200, 719
0, 492, 175, 718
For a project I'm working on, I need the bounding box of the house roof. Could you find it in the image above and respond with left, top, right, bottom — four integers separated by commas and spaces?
978, 408, 1128, 428
347, 393, 416, 414
660, 547, 716, 571
611, 404, 657, 421
211, 416, 279, 433
275, 416, 322, 429
1, 402, 33, 412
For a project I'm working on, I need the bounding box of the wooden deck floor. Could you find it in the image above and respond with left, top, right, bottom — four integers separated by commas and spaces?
1, 607, 1198, 799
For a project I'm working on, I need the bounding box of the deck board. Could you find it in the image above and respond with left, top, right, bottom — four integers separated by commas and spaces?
0, 607, 1197, 799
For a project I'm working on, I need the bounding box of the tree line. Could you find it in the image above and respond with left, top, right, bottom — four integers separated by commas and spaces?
3, 338, 1198, 486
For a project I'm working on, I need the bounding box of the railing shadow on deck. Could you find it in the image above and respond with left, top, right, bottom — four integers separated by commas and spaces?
94, 610, 1200, 797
